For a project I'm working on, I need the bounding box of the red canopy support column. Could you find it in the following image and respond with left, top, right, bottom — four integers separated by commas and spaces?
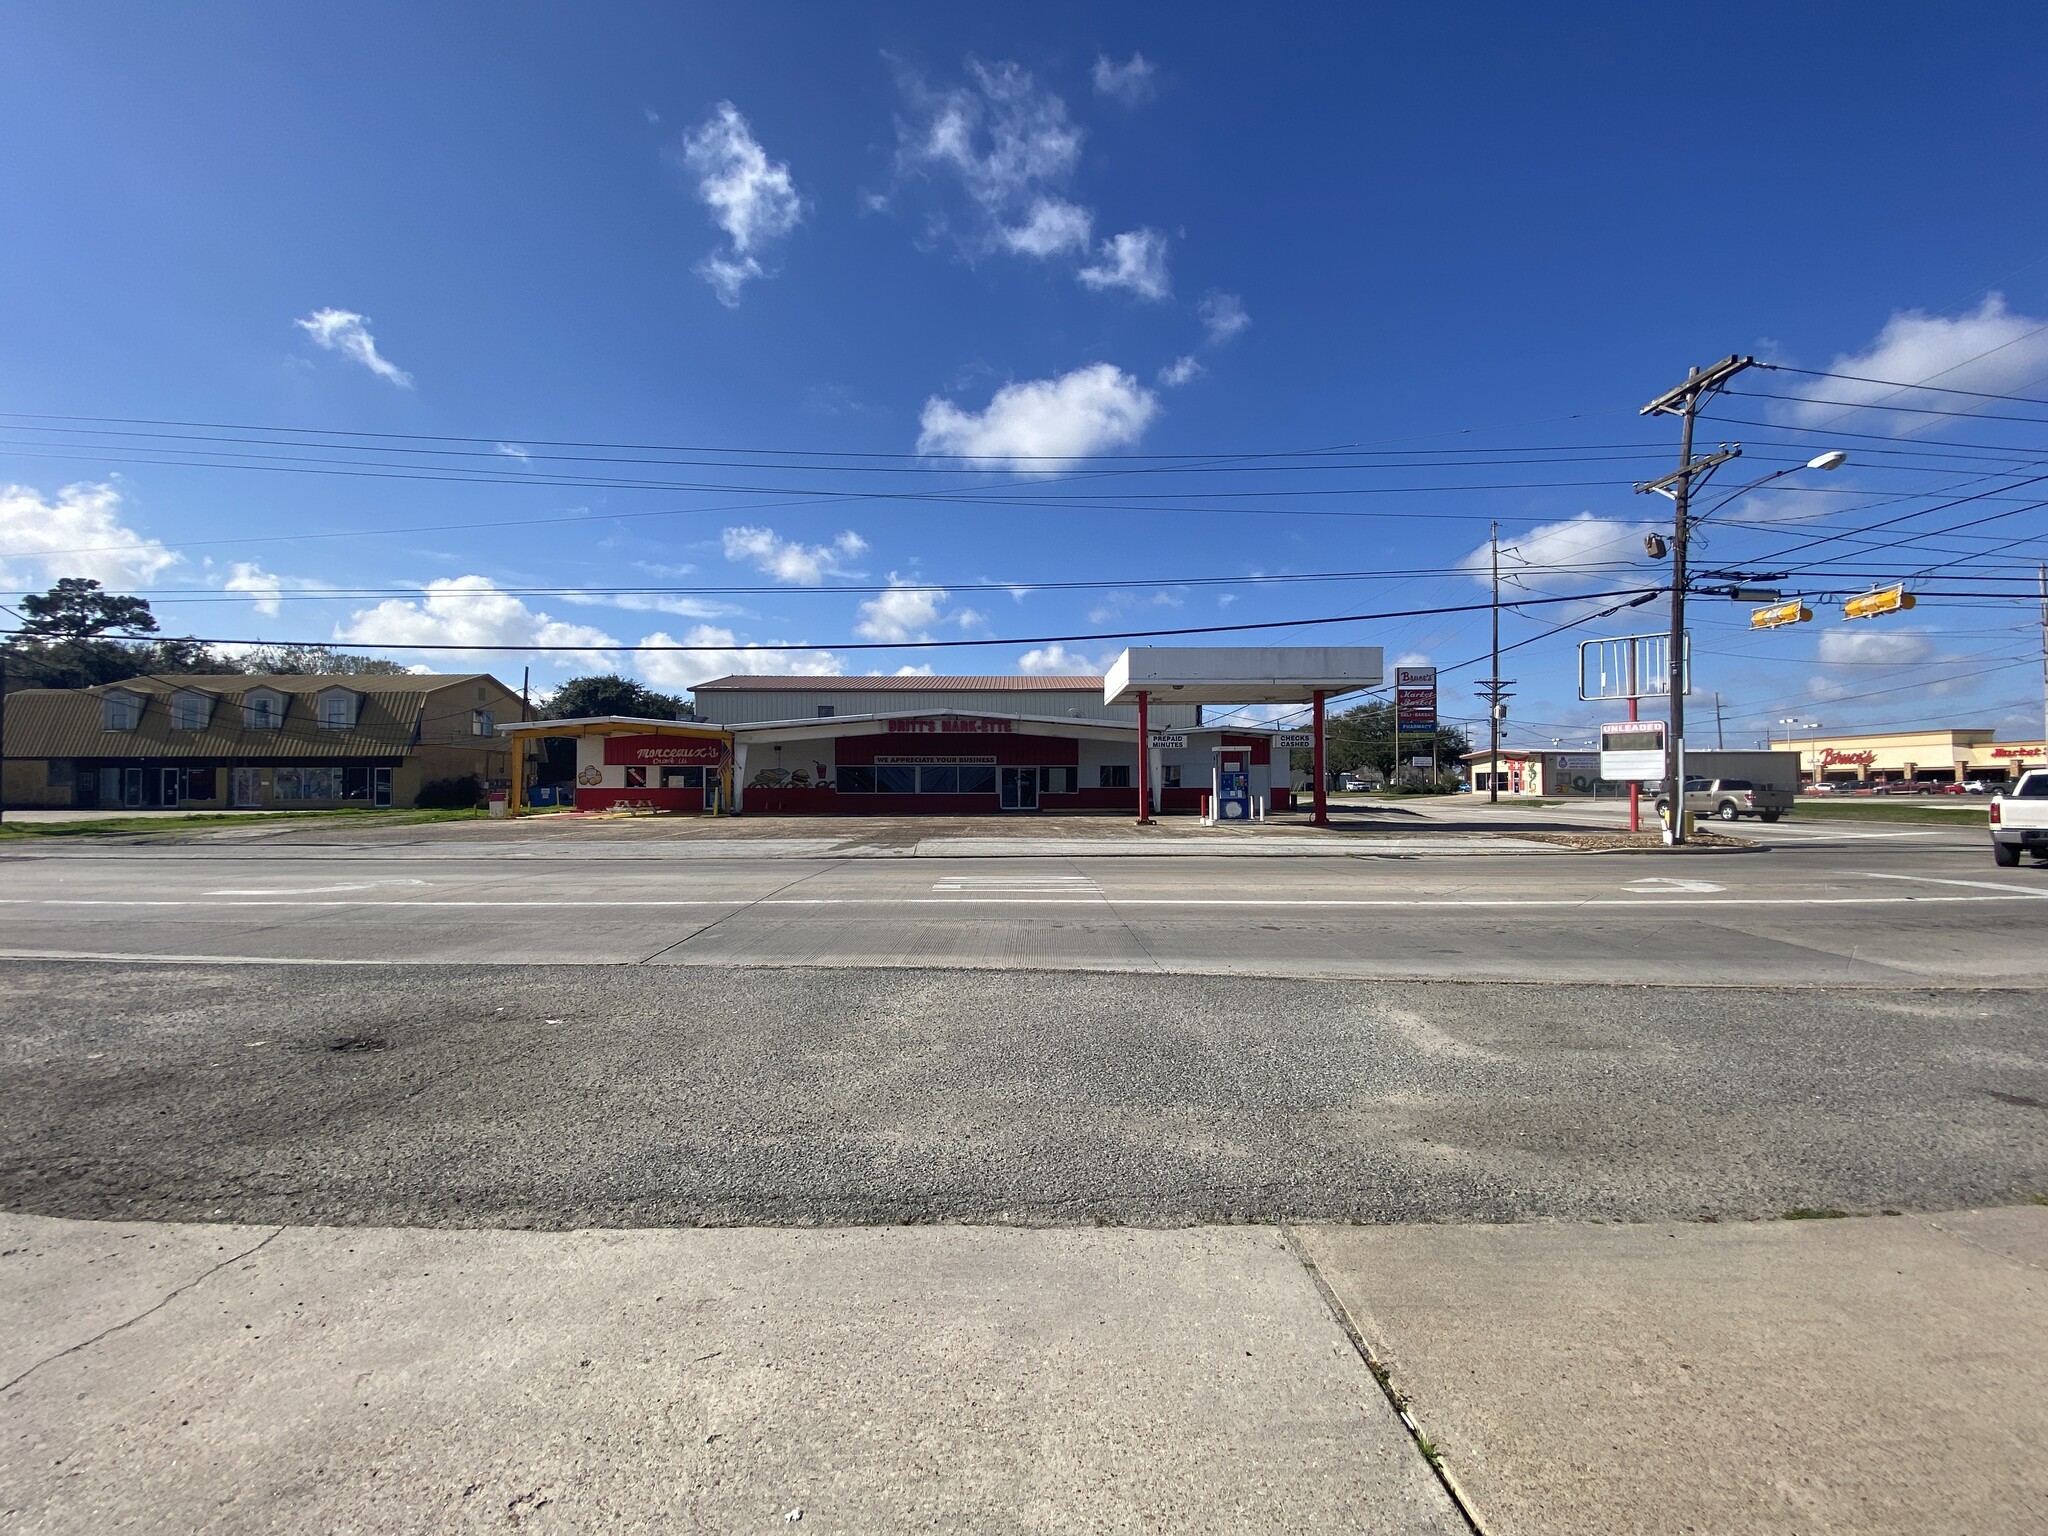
1311, 688, 1329, 826
1135, 688, 1153, 824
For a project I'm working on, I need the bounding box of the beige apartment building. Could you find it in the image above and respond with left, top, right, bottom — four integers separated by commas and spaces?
1, 673, 527, 810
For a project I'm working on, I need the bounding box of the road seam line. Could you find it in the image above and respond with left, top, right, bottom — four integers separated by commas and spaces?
1278, 1225, 1487, 1534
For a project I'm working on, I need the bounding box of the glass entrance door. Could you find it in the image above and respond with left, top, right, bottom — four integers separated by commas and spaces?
999, 767, 1039, 810
232, 768, 265, 808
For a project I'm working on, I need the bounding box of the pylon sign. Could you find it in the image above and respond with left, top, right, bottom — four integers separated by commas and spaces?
1843, 584, 1916, 621
1750, 599, 1812, 630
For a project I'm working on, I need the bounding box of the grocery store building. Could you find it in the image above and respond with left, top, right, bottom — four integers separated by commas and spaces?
1766, 727, 2047, 786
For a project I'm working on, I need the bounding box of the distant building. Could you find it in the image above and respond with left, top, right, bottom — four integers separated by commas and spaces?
1, 673, 527, 810
1766, 727, 2045, 786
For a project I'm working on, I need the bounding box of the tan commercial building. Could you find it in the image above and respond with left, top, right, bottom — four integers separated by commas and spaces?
1, 673, 527, 810
1766, 728, 2046, 787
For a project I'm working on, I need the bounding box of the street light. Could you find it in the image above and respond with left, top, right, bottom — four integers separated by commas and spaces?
1779, 717, 1825, 788
1639, 445, 1848, 843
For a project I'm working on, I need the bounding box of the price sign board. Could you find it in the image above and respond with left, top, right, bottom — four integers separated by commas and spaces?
1395, 666, 1438, 731
1599, 721, 1667, 782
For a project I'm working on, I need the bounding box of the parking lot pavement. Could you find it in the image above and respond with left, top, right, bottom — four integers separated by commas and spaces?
0, 1213, 1464, 1536
1299, 1208, 2048, 1536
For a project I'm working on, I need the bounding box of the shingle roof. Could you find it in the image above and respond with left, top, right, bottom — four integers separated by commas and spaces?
692, 674, 1103, 691
1, 674, 498, 761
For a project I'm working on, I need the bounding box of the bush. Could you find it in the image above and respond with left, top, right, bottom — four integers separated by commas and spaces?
414, 774, 483, 810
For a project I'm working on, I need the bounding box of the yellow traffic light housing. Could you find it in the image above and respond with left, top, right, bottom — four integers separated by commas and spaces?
1843, 584, 1916, 621
1750, 599, 1812, 630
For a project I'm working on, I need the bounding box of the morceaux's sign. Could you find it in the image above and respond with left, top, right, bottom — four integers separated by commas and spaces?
885, 715, 1015, 734
604, 735, 726, 766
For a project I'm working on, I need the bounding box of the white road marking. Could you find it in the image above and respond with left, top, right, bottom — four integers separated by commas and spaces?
1624, 877, 1726, 894
932, 875, 1103, 894
1, 893, 2044, 910
1860, 872, 2048, 897
202, 879, 430, 896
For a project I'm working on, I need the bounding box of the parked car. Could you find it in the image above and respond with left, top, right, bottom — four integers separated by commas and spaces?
1989, 769, 2048, 867
1653, 776, 1791, 824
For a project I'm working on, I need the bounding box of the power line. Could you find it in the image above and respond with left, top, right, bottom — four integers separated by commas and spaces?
0, 585, 1666, 656
1758, 363, 2048, 409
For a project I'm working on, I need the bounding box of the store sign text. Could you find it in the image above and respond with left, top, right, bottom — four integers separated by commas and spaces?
1819, 748, 1877, 766
604, 736, 726, 766
886, 716, 1014, 734
1992, 745, 2045, 758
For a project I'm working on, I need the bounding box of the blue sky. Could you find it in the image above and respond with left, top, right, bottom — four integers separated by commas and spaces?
5, 2, 2048, 745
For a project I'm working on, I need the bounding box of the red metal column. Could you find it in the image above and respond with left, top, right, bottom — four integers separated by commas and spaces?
1312, 689, 1329, 826
1136, 689, 1153, 823
1627, 695, 1640, 833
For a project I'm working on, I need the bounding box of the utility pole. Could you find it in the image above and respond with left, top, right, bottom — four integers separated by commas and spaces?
1638, 356, 1752, 845
1475, 522, 1515, 803
2039, 564, 2047, 754
1714, 691, 1725, 750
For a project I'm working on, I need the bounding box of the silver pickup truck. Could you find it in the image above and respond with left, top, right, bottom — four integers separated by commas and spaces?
1989, 769, 2048, 867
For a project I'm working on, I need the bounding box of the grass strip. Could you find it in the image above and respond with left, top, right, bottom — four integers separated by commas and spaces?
0, 807, 488, 840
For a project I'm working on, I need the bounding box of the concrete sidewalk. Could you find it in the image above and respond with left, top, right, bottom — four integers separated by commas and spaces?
5, 1209, 2045, 1534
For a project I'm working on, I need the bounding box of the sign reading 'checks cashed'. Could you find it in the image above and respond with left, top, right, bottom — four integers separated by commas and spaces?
602, 736, 727, 766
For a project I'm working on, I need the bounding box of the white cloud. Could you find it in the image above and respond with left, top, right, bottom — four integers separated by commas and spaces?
636, 624, 844, 690
999, 196, 1094, 257
1092, 52, 1157, 107
1198, 291, 1250, 345
495, 442, 532, 465
896, 59, 1085, 247
1394, 651, 1434, 668
892, 663, 937, 677
893, 58, 1168, 298
1809, 628, 1944, 701
336, 576, 619, 665
1017, 643, 1108, 675
855, 578, 948, 643
675, 102, 804, 306
1466, 513, 1649, 589
1159, 355, 1203, 387
563, 590, 740, 621
720, 525, 867, 584
293, 308, 413, 388
1078, 228, 1171, 300
0, 480, 180, 591
918, 362, 1160, 470
1086, 589, 1183, 625
1781, 294, 2048, 433
224, 561, 328, 618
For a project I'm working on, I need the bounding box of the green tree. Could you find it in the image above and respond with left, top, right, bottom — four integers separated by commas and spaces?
238, 643, 409, 676
17, 577, 158, 638
542, 673, 689, 721
1316, 701, 1472, 781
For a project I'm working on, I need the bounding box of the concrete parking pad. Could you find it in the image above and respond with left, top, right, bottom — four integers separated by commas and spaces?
1, 1215, 1464, 1535
1298, 1209, 2048, 1536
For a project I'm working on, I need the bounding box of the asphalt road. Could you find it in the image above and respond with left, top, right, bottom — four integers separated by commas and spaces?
0, 816, 2040, 982
1, 818, 2044, 1231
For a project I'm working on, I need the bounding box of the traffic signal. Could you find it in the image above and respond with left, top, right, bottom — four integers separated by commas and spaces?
1750, 599, 1812, 630
1843, 584, 1916, 621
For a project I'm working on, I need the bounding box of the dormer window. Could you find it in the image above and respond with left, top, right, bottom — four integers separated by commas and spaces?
243, 688, 287, 730
102, 689, 143, 732
169, 689, 214, 732
316, 687, 360, 729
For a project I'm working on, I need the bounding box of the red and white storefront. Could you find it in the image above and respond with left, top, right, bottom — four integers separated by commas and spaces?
730, 711, 1286, 815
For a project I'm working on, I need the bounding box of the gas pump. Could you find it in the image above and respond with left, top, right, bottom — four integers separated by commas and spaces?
1214, 751, 1252, 821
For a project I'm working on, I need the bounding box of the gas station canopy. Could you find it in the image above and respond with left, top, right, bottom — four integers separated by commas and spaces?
1103, 646, 1385, 706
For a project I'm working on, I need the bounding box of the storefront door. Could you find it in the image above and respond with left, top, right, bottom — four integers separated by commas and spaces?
123, 768, 144, 808
159, 768, 182, 808
999, 767, 1039, 810
372, 767, 392, 808
231, 768, 264, 808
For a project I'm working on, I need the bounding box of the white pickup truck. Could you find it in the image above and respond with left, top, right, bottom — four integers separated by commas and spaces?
1989, 769, 2048, 867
